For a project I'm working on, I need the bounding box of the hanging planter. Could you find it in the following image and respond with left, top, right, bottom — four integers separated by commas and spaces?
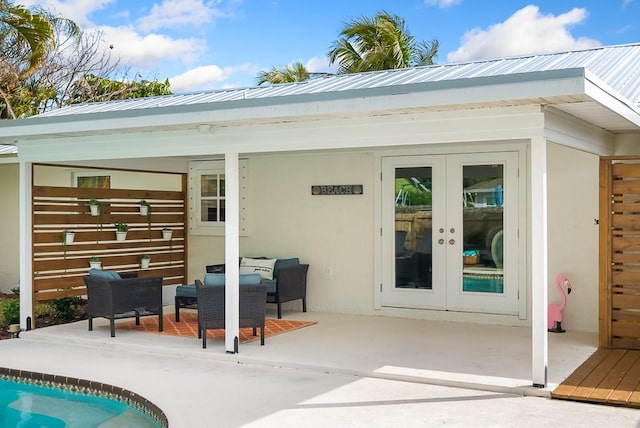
114, 223, 129, 241
89, 256, 102, 270
62, 230, 75, 245
162, 228, 173, 240
140, 254, 151, 269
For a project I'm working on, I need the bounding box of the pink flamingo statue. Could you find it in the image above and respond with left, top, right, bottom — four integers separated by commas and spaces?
548, 274, 572, 333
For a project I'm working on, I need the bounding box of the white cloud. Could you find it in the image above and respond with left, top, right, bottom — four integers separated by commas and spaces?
19, 0, 115, 27
424, 0, 462, 8
96, 26, 206, 70
447, 5, 600, 63
169, 64, 234, 92
136, 0, 223, 32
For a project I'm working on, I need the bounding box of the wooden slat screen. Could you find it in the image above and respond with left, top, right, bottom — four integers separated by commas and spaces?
32, 183, 187, 301
603, 160, 640, 349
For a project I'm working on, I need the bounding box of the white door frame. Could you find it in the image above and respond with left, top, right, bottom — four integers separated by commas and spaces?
374, 144, 528, 321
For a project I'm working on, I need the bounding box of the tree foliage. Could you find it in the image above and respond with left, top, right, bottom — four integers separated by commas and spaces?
256, 61, 332, 86
328, 11, 438, 74
0, 0, 172, 119
68, 74, 172, 104
257, 10, 439, 85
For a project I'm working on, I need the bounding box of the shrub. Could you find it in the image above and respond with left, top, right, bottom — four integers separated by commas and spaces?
53, 297, 83, 321
34, 302, 56, 318
0, 299, 20, 325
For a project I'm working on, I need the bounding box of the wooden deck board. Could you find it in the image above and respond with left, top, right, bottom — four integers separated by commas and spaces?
553, 348, 640, 408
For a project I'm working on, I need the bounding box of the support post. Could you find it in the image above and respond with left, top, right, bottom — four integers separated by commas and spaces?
225, 152, 240, 353
18, 161, 33, 331
530, 137, 548, 388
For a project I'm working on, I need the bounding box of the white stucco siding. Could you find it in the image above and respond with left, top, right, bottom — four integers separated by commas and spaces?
188, 152, 376, 314
0, 163, 19, 294
546, 143, 599, 333
33, 164, 183, 191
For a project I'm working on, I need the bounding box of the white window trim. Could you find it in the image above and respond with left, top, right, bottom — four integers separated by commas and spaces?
189, 159, 249, 236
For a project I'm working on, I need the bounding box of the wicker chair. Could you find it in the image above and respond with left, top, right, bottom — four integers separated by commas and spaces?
83, 275, 164, 337
195, 279, 267, 349
205, 259, 309, 319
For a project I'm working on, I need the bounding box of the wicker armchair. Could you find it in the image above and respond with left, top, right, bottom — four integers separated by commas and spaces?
195, 279, 267, 349
83, 275, 164, 337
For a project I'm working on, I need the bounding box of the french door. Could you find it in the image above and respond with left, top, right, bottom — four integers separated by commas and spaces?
381, 152, 519, 315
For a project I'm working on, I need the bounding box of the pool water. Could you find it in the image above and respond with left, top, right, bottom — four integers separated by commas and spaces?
463, 275, 504, 293
0, 378, 161, 427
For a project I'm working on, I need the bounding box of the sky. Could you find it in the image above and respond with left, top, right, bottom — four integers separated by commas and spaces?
17, 0, 640, 93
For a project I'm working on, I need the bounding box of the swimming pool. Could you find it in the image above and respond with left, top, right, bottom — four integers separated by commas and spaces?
0, 367, 167, 427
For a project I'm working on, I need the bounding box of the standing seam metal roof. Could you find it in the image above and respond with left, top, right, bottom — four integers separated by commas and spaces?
34, 43, 640, 118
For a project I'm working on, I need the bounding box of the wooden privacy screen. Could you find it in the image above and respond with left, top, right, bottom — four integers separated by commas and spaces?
32, 184, 187, 301
600, 158, 640, 349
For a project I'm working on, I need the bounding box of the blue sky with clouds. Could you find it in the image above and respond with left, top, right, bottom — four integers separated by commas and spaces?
18, 0, 640, 93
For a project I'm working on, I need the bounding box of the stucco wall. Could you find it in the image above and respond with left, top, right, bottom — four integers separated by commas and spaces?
188, 152, 375, 314
0, 163, 19, 293
547, 143, 599, 333
34, 165, 182, 190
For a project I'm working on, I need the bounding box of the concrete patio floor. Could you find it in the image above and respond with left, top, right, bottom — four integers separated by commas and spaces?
1, 307, 638, 427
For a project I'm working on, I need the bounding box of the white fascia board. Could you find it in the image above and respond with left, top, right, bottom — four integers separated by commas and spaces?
0, 69, 589, 142
583, 70, 640, 128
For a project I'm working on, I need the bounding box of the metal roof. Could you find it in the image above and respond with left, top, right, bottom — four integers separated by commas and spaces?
34, 43, 640, 119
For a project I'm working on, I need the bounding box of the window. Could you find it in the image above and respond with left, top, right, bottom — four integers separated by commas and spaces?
189, 160, 248, 235
73, 172, 111, 188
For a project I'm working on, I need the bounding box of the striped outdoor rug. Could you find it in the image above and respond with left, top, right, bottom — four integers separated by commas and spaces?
119, 312, 317, 343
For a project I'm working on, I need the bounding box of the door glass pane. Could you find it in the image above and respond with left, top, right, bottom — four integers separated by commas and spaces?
462, 164, 504, 293
394, 167, 433, 289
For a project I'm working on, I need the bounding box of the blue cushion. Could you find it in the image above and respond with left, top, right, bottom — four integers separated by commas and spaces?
263, 279, 277, 294
89, 269, 121, 280
176, 284, 196, 298
203, 273, 262, 287
204, 273, 226, 286
274, 258, 299, 277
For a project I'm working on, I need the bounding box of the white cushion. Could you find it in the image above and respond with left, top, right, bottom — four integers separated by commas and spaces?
240, 257, 276, 280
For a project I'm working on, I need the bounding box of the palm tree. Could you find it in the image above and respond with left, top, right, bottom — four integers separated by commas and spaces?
0, 0, 55, 75
327, 11, 438, 74
256, 62, 334, 86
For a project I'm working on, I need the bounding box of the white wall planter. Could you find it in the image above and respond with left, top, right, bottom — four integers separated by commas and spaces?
89, 261, 102, 270
89, 204, 100, 216
140, 204, 149, 216
162, 229, 173, 240
116, 231, 127, 241
63, 231, 75, 245
140, 256, 151, 269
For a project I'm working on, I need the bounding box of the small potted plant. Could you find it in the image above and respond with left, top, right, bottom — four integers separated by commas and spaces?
139, 200, 150, 216
89, 256, 102, 270
61, 229, 75, 245
139, 254, 151, 269
88, 199, 101, 216
114, 223, 129, 241
162, 227, 173, 240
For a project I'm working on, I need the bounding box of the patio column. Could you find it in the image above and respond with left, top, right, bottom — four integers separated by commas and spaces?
530, 137, 548, 387
18, 160, 33, 330
225, 151, 240, 353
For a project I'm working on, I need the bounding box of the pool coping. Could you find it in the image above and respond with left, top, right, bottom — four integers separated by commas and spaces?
0, 366, 168, 427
